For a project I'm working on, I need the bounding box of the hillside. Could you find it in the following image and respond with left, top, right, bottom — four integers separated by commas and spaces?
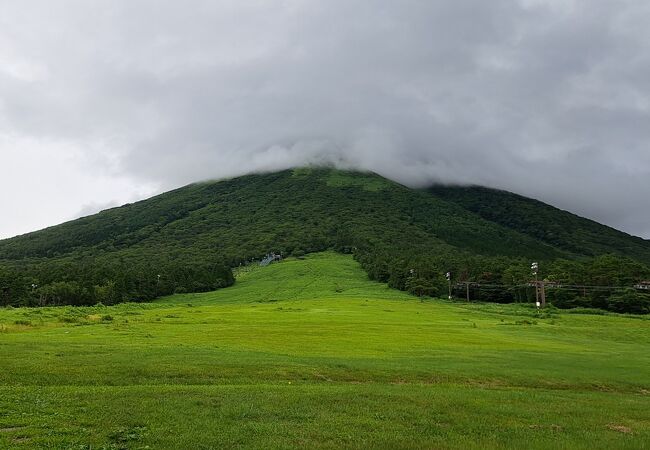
1, 168, 649, 310
429, 185, 650, 265
0, 168, 563, 262
1, 253, 649, 448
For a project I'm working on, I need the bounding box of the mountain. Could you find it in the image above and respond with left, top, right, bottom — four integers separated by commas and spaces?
1, 168, 649, 311
429, 185, 650, 266
0, 168, 563, 262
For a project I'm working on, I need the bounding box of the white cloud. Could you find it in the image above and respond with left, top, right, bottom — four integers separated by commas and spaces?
0, 0, 649, 239
0, 133, 158, 238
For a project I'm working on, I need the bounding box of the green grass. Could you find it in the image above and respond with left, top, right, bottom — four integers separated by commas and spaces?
323, 169, 392, 191
1, 252, 649, 449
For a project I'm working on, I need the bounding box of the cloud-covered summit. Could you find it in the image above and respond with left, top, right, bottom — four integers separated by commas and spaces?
1, 0, 649, 238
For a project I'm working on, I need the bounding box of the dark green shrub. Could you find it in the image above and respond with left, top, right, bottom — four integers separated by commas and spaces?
607, 290, 650, 314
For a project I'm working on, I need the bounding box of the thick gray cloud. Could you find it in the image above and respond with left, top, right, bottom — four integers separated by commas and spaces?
1, 0, 649, 239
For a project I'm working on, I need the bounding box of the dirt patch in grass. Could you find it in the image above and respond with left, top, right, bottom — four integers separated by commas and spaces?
607, 424, 633, 434
0, 426, 28, 433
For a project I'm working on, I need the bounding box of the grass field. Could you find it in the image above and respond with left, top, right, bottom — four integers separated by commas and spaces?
1, 252, 649, 449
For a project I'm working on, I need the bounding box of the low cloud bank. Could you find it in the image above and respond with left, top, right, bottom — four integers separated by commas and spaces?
1, 1, 649, 238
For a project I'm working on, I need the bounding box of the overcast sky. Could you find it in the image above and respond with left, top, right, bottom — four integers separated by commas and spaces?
1, 0, 649, 240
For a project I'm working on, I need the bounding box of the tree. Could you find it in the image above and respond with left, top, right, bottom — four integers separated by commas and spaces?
607, 289, 650, 314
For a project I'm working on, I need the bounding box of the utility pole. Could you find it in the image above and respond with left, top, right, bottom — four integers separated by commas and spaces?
540, 278, 546, 308
531, 262, 541, 309
446, 272, 452, 299
466, 282, 470, 302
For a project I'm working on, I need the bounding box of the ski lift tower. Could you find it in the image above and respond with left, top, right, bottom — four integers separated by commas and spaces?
531, 262, 540, 308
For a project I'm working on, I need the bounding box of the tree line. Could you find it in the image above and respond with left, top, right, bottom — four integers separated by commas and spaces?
0, 258, 233, 307
2, 239, 649, 313
354, 247, 650, 314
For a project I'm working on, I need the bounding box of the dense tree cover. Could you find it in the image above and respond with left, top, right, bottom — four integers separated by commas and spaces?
1, 168, 649, 312
428, 185, 650, 265
354, 247, 650, 313
0, 258, 233, 307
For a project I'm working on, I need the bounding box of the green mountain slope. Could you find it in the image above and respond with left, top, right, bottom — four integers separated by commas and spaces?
428, 185, 650, 265
1, 168, 649, 310
0, 168, 562, 262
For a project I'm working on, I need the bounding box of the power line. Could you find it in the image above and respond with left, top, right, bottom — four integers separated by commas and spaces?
455, 283, 639, 290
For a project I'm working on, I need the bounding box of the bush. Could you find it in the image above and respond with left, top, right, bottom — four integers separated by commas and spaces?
37, 281, 92, 306
564, 307, 607, 316
405, 277, 440, 297
606, 290, 650, 314
59, 316, 78, 323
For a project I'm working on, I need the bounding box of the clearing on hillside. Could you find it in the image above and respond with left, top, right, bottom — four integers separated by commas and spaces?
0, 252, 648, 449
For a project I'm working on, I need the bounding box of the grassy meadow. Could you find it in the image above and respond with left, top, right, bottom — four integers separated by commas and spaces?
1, 252, 649, 449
